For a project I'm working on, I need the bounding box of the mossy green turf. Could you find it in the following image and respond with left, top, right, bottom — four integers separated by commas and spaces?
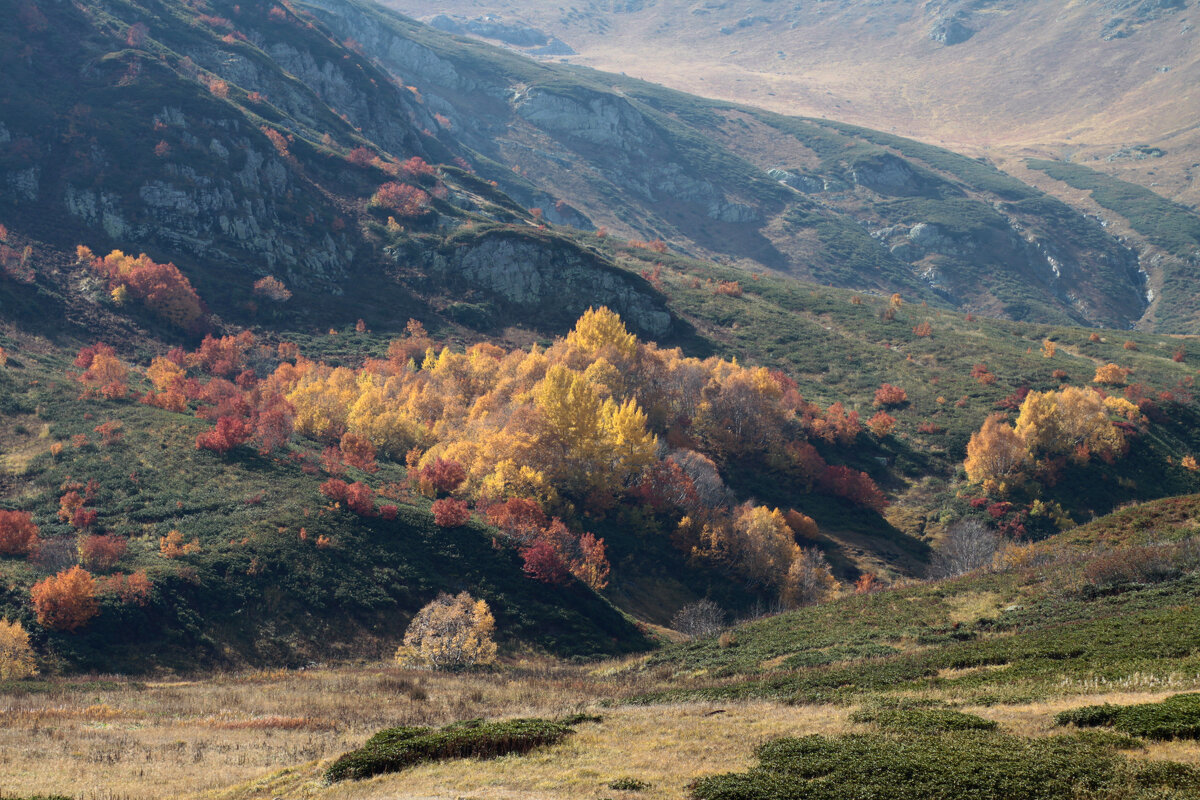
324, 716, 586, 782
1057, 693, 1200, 741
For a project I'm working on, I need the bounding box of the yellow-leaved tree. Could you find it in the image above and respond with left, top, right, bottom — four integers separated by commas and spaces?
565, 306, 637, 364
963, 413, 1029, 491
0, 619, 37, 679
1015, 386, 1128, 462
732, 504, 799, 589
395, 592, 497, 670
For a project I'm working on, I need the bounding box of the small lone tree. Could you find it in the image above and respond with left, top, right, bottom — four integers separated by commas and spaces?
31, 566, 99, 632
929, 519, 999, 579
672, 598, 726, 639
395, 591, 497, 670
0, 619, 37, 679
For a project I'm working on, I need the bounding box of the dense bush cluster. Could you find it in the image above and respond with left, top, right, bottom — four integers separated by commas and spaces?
325, 716, 581, 782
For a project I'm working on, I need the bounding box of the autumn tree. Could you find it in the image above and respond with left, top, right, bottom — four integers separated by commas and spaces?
520, 539, 570, 584
86, 249, 205, 331
344, 481, 376, 516
1093, 363, 1129, 386
418, 458, 466, 496
339, 431, 378, 473
252, 276, 292, 303
371, 182, 430, 217
75, 343, 128, 399
963, 413, 1029, 491
196, 415, 252, 454
432, 497, 470, 527
732, 504, 799, 589
394, 592, 497, 670
103, 571, 152, 606
31, 566, 99, 632
573, 533, 610, 590
866, 411, 897, 438
0, 510, 39, 556
159, 529, 199, 558
782, 548, 838, 607
1015, 386, 1129, 464
873, 383, 908, 408
78, 534, 127, 572
0, 619, 37, 679
486, 498, 548, 544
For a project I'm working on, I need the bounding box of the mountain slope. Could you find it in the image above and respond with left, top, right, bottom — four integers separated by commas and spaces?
0, 0, 1168, 331
381, 0, 1200, 209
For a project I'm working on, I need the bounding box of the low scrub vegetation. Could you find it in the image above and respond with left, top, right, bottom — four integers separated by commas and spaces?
692, 730, 1200, 800
325, 715, 590, 782
1057, 693, 1200, 741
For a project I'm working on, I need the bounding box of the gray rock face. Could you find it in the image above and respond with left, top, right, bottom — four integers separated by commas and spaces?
769, 168, 824, 193
424, 234, 671, 337
6, 167, 39, 202
514, 88, 658, 154
929, 16, 976, 44
851, 154, 924, 196
908, 222, 955, 251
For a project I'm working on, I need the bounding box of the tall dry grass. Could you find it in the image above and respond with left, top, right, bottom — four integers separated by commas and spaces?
0, 659, 663, 799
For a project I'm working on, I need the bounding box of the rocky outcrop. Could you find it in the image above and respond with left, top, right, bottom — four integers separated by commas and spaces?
421, 232, 671, 337
851, 154, 935, 197
929, 16, 976, 45
1101, 0, 1186, 38
769, 168, 824, 193
513, 88, 659, 155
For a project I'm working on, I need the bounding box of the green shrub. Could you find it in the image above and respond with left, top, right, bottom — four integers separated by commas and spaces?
609, 777, 651, 790
850, 707, 998, 733
325, 716, 583, 782
1056, 693, 1200, 741
692, 731, 1200, 800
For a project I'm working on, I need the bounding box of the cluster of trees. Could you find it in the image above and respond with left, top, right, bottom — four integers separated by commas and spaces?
263, 307, 879, 593
76, 247, 206, 332
54, 308, 879, 602
964, 385, 1142, 495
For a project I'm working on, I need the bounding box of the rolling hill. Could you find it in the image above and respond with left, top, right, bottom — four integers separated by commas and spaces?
2, 0, 1200, 674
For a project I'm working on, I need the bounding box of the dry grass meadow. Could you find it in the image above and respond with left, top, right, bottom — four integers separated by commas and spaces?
1, 658, 1194, 800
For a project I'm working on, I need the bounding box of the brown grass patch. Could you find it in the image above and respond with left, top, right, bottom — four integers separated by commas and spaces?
208, 702, 856, 800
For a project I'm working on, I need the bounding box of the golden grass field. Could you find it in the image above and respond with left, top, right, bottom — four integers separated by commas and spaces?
2, 659, 1196, 800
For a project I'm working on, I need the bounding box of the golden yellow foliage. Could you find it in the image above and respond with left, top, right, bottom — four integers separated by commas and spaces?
782, 548, 839, 607
1015, 386, 1126, 462
964, 413, 1029, 488
565, 306, 637, 363
160, 529, 199, 558
0, 619, 37, 679
1093, 363, 1128, 386
395, 592, 497, 670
